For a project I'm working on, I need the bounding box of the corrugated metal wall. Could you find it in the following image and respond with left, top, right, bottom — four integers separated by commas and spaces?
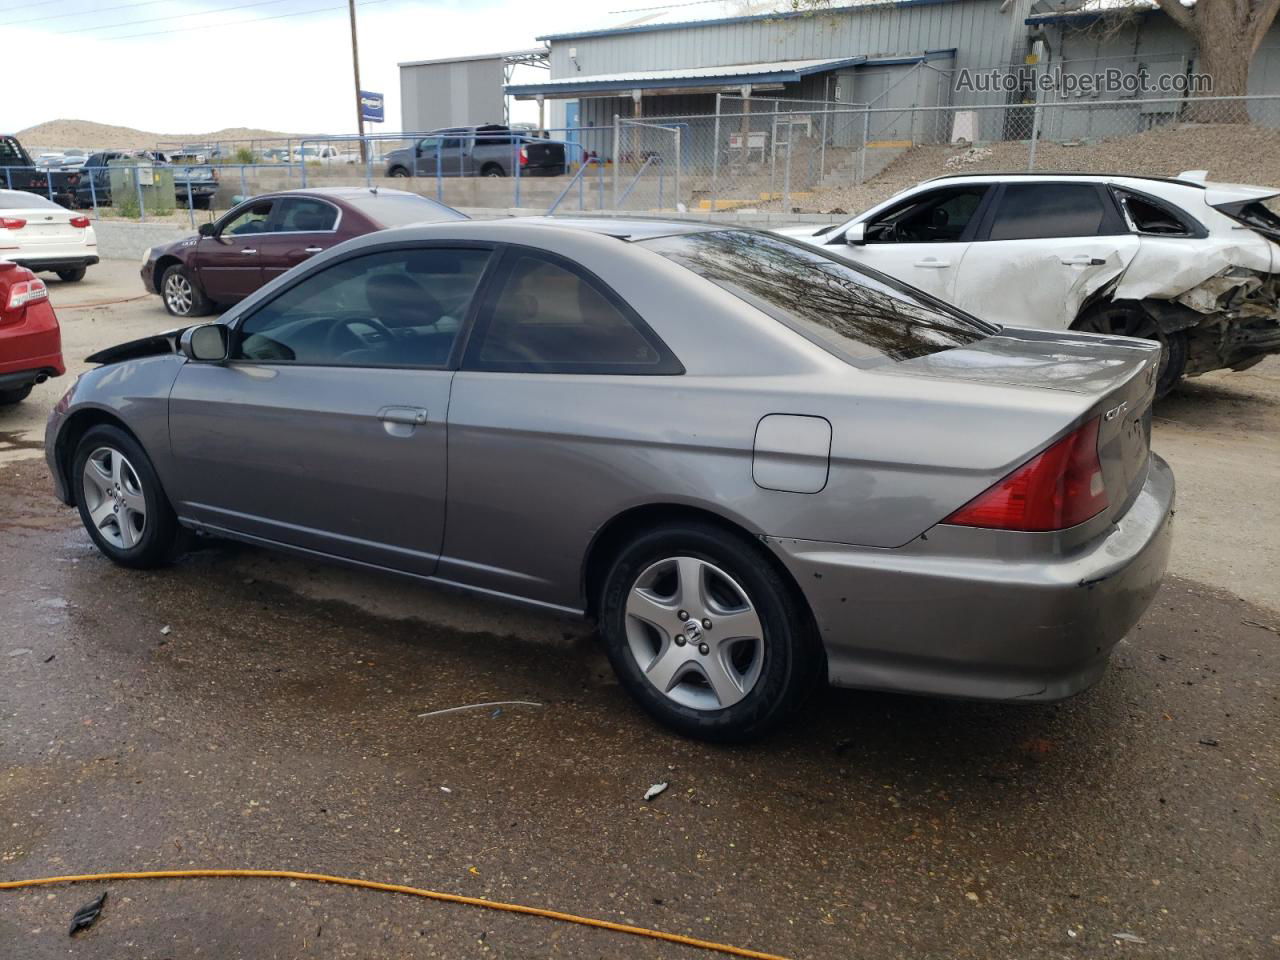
546, 0, 1025, 108
400, 59, 506, 132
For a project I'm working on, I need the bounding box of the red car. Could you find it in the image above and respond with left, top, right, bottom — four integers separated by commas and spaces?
140, 186, 467, 318
0, 260, 64, 405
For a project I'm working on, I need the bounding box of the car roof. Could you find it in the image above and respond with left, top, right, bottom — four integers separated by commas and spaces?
255, 186, 431, 201
502, 216, 721, 241
921, 171, 1208, 190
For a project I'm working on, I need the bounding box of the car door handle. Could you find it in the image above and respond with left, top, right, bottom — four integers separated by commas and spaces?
240, 248, 258, 255
303, 246, 324, 254
1061, 255, 1106, 266
378, 406, 428, 425
913, 258, 950, 268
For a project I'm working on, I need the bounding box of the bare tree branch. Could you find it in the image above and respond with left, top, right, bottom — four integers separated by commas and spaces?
1249, 0, 1280, 54
1153, 0, 1197, 35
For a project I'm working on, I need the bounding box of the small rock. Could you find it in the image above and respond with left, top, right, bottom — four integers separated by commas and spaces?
160, 626, 171, 636
643, 782, 669, 802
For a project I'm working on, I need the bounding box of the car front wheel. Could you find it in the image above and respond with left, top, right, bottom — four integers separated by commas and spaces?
73, 424, 182, 568
160, 263, 213, 318
599, 522, 821, 741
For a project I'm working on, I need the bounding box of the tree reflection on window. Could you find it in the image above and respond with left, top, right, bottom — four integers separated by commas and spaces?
643, 230, 995, 363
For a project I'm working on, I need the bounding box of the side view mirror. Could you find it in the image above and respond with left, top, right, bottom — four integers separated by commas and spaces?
198, 222, 216, 238
843, 222, 866, 246
180, 323, 229, 362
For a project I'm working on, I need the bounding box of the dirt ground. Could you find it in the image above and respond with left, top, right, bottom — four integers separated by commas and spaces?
0, 261, 1277, 958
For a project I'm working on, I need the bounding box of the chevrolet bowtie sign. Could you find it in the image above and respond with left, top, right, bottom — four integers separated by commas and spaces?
360, 91, 384, 123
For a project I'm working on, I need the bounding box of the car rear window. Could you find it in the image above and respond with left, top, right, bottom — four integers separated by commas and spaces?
641, 229, 995, 364
345, 193, 469, 227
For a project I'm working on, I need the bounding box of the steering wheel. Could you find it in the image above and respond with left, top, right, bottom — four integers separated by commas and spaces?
324, 315, 397, 357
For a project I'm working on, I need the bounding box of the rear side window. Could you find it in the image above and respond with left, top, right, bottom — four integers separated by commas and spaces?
1115, 190, 1200, 236
643, 230, 994, 364
465, 252, 682, 374
345, 192, 467, 227
275, 197, 338, 232
988, 183, 1117, 240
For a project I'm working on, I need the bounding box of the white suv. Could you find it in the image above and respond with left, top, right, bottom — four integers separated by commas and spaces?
776, 172, 1280, 396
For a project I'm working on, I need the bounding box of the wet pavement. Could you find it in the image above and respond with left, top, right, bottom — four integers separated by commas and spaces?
1, 456, 1277, 959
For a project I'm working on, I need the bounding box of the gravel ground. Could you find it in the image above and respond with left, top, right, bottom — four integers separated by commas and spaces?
778, 123, 1280, 214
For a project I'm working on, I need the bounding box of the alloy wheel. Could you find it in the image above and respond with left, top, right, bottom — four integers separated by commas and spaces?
164, 272, 193, 315
81, 447, 147, 549
624, 556, 765, 711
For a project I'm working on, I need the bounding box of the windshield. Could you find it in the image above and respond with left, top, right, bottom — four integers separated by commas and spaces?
346, 193, 468, 227
641, 229, 996, 364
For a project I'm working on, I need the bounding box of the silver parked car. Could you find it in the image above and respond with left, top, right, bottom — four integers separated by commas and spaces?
45, 219, 1174, 740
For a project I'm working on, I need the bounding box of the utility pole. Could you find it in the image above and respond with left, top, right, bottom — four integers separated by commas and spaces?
348, 0, 367, 164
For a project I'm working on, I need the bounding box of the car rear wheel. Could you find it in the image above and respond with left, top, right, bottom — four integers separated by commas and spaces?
0, 385, 33, 405
1073, 303, 1187, 399
56, 267, 86, 282
599, 522, 821, 741
160, 263, 213, 318
481, 164, 506, 178
73, 425, 181, 569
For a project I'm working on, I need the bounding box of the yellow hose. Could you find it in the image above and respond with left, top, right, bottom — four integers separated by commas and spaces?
1, 868, 791, 960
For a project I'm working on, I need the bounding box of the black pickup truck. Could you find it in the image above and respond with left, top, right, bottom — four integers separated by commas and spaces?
1, 134, 81, 205
384, 124, 568, 178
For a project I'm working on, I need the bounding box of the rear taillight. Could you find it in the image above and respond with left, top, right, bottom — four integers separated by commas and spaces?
519, 146, 529, 166
70, 216, 91, 228
0, 217, 26, 229
944, 417, 1108, 532
7, 278, 48, 310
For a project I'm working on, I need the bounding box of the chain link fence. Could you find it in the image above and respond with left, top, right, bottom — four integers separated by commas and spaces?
7, 94, 1280, 224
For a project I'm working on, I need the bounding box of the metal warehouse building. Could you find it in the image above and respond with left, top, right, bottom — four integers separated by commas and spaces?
497, 0, 1280, 145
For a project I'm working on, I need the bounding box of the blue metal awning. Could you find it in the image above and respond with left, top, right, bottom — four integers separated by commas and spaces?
505, 56, 866, 100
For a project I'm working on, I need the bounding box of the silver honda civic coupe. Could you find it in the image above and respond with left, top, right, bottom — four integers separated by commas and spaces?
45, 218, 1174, 740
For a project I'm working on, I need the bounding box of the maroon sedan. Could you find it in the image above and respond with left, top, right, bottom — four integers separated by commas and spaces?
140, 187, 467, 317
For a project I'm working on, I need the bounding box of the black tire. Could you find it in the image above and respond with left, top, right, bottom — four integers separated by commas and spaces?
599, 522, 822, 742
159, 263, 214, 318
480, 164, 506, 178
72, 424, 182, 569
0, 384, 33, 405
56, 267, 86, 282
389, 167, 410, 178
1073, 302, 1187, 399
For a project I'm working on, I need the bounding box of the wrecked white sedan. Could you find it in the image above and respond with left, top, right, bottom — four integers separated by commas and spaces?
776, 171, 1280, 396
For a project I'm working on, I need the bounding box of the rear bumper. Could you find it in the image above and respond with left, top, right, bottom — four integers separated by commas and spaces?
771, 454, 1175, 702
0, 363, 61, 390
13, 255, 98, 272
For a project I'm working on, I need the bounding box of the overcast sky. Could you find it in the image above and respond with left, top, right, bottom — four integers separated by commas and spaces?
3, 0, 614, 136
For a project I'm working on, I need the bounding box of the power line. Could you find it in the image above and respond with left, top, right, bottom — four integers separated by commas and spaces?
96, 0, 394, 42
2, 0, 188, 28
22, 0, 324, 37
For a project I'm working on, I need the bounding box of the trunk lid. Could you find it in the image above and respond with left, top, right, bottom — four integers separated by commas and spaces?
890, 325, 1159, 522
